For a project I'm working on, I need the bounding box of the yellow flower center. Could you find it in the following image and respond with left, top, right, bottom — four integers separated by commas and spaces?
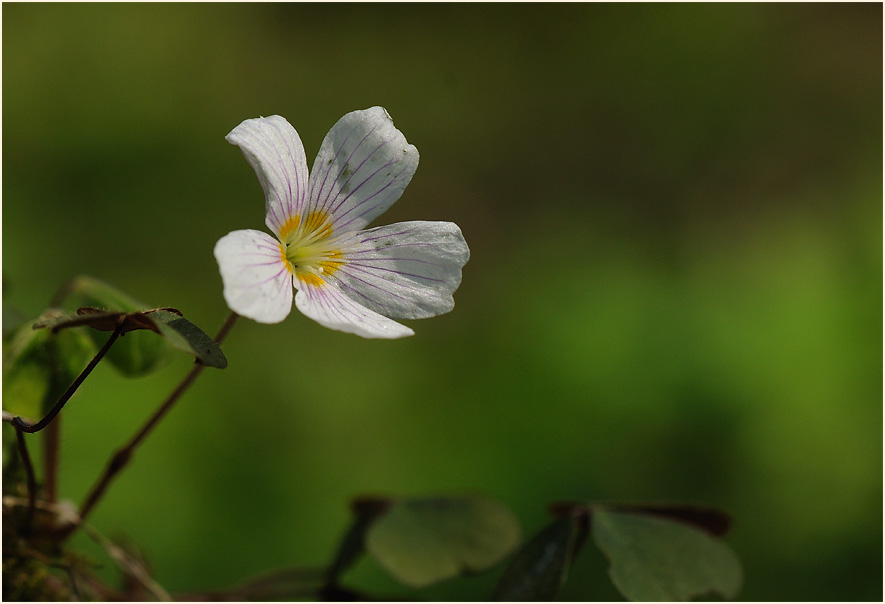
278, 211, 343, 287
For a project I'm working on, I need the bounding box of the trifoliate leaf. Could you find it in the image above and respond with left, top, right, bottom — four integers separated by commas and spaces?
34, 307, 226, 370
365, 495, 522, 588
493, 507, 589, 601
55, 276, 173, 376
592, 508, 743, 601
50, 275, 228, 372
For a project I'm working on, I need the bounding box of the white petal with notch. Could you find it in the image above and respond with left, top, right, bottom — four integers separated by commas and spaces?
308, 107, 419, 233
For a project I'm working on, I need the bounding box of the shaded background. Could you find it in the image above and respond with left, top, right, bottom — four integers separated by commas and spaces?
3, 3, 881, 600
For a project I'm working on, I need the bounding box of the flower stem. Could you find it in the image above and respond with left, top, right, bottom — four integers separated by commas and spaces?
59, 312, 239, 540
14, 428, 37, 533
43, 337, 62, 504
43, 419, 61, 504
12, 320, 127, 434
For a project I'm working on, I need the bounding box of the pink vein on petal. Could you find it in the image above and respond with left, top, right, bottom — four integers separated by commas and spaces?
309, 134, 350, 212
315, 124, 378, 215
242, 140, 288, 229
326, 138, 391, 215
341, 262, 446, 284
267, 119, 304, 217
331, 269, 409, 305
332, 162, 410, 231
358, 229, 415, 243
329, 153, 396, 217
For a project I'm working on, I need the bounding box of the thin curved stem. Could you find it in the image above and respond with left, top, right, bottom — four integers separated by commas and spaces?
61, 312, 239, 540
12, 320, 126, 434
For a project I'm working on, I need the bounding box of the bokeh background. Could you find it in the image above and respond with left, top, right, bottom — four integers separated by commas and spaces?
3, 3, 882, 600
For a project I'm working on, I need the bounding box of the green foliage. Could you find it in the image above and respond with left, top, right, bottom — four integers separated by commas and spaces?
34, 306, 227, 369
3, 276, 746, 601
2, 276, 228, 601
492, 502, 740, 602
3, 276, 225, 424
364, 495, 522, 588
2, 309, 95, 418
319, 496, 744, 601
493, 510, 588, 601
195, 499, 741, 601
55, 275, 173, 376
592, 508, 743, 601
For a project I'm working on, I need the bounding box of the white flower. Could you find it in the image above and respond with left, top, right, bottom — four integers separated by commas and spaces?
214, 107, 469, 338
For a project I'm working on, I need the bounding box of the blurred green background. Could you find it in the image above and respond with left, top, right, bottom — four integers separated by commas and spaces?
3, 3, 882, 600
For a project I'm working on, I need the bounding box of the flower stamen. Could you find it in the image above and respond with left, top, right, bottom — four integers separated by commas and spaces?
280, 211, 343, 286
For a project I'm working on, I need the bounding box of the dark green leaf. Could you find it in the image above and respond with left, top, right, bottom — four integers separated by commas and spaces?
365, 495, 522, 588
592, 509, 743, 601
493, 508, 589, 601
148, 309, 227, 368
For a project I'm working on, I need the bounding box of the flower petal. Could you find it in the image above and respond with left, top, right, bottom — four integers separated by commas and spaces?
294, 282, 415, 339
226, 116, 309, 239
307, 107, 419, 233
214, 229, 294, 323
330, 221, 470, 320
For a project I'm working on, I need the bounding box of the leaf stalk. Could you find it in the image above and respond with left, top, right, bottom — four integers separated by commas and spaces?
58, 312, 239, 540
